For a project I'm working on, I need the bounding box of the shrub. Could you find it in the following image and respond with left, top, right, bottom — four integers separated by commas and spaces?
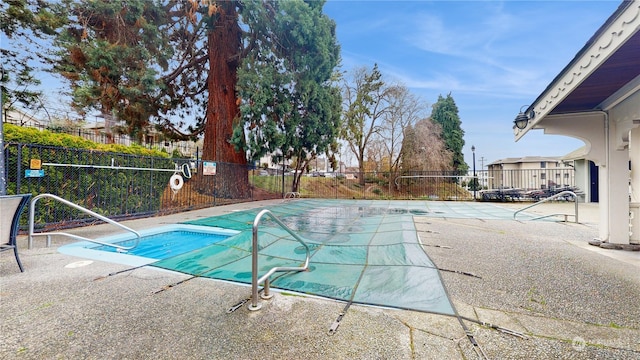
4, 124, 174, 225
5, 124, 169, 158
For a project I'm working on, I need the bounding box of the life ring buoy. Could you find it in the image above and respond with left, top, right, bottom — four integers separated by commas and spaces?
169, 174, 184, 191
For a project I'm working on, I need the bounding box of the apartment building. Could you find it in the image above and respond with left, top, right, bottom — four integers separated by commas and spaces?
486, 156, 575, 190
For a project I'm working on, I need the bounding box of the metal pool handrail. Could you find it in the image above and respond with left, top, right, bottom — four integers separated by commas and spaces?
248, 209, 310, 311
513, 190, 579, 223
28, 193, 141, 251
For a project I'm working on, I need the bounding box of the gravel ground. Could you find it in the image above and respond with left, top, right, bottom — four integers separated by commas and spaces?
417, 218, 640, 328
415, 214, 640, 359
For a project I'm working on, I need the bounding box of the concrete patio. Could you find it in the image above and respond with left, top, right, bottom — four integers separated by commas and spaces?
1, 200, 638, 359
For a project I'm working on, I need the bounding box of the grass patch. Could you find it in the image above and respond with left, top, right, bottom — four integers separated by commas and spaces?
526, 287, 547, 306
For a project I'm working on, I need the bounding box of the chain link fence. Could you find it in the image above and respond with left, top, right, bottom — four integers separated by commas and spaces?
4, 143, 577, 230
4, 143, 278, 230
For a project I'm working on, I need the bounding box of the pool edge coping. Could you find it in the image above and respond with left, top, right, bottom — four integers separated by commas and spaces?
58, 224, 241, 267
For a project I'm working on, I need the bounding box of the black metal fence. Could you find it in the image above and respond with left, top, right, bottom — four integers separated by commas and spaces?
289, 170, 476, 200
4, 143, 271, 230
4, 143, 578, 229
480, 166, 580, 201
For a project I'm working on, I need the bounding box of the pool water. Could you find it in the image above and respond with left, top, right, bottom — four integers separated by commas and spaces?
92, 231, 230, 260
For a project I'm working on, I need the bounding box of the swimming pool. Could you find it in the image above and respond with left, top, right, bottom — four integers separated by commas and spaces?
93, 230, 231, 259
58, 224, 239, 267
152, 200, 460, 315
60, 200, 531, 314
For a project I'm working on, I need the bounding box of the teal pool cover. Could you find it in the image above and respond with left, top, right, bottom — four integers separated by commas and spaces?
152, 200, 525, 315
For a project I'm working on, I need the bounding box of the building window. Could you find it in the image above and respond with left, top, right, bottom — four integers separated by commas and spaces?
540, 162, 546, 168
540, 173, 546, 180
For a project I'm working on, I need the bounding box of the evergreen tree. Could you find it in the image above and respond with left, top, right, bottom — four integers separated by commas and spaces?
53, 0, 171, 142
430, 93, 467, 173
1, 0, 63, 110
51, 0, 251, 198
49, 0, 341, 196
233, 0, 341, 192
52, 0, 247, 165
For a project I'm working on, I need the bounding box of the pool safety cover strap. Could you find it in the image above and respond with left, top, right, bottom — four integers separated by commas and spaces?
152, 200, 456, 315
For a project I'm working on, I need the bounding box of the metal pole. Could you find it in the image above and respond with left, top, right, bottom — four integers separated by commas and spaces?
250, 213, 262, 310
0, 65, 6, 195
472, 145, 476, 200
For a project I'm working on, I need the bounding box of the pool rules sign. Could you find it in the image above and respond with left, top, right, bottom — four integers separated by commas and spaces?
202, 161, 216, 176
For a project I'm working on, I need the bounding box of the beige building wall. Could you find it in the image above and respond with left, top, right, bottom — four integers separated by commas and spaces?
487, 157, 575, 190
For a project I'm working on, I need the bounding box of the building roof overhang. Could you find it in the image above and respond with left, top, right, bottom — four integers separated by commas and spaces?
487, 156, 563, 166
514, 0, 640, 141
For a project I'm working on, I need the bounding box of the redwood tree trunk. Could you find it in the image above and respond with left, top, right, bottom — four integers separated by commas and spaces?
201, 1, 249, 198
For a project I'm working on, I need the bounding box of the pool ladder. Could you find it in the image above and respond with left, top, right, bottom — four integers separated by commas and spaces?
248, 209, 310, 311
27, 193, 141, 251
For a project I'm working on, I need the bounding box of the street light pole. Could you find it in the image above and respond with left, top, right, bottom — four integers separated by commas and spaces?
472, 145, 476, 200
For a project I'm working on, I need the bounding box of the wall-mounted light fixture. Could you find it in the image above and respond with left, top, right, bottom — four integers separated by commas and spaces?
513, 105, 534, 130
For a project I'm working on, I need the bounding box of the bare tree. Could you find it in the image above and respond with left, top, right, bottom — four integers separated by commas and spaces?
340, 64, 390, 185
366, 138, 386, 172
379, 84, 426, 192
402, 118, 452, 172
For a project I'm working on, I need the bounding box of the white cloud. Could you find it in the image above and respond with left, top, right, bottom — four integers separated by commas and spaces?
387, 1, 615, 100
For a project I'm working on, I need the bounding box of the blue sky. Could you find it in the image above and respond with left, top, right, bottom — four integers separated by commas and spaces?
5, 1, 621, 168
323, 0, 621, 168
